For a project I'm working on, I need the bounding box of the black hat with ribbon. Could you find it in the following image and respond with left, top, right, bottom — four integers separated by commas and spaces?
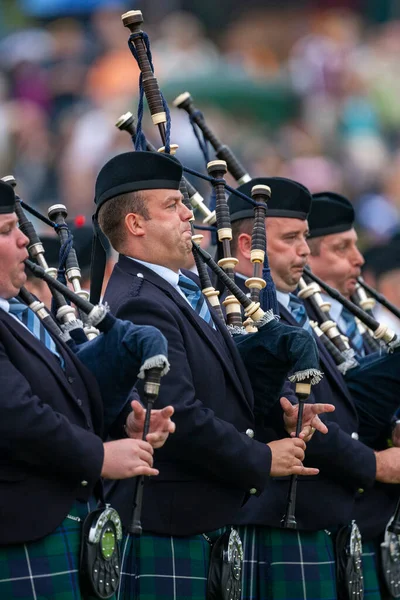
94, 151, 182, 214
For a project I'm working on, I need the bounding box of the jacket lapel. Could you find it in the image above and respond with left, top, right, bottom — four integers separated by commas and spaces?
0, 310, 90, 410
118, 257, 254, 411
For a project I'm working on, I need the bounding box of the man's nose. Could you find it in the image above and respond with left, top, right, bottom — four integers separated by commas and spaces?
352, 246, 364, 267
17, 228, 29, 248
180, 202, 194, 221
299, 238, 310, 257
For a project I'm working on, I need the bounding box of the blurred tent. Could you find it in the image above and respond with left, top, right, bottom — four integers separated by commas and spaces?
162, 72, 300, 128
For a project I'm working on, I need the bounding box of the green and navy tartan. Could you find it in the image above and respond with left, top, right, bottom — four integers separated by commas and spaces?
0, 498, 112, 600
362, 540, 383, 599
237, 526, 383, 600
117, 527, 228, 600
237, 525, 337, 600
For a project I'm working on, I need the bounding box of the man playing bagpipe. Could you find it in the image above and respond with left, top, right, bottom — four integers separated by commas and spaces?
92, 150, 335, 600
0, 179, 176, 600
307, 192, 375, 358
229, 177, 400, 600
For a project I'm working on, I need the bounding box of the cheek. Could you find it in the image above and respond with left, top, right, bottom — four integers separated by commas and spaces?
332, 257, 352, 279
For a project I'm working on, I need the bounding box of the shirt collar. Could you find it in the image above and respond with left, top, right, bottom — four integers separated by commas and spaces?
276, 290, 290, 310
127, 257, 180, 288
322, 293, 342, 323
0, 297, 10, 313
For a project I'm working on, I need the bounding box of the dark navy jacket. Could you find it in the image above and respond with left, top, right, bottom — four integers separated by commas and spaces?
0, 309, 104, 545
103, 255, 272, 536
232, 277, 397, 539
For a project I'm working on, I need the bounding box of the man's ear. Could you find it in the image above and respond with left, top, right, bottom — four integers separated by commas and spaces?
125, 213, 145, 237
237, 232, 252, 259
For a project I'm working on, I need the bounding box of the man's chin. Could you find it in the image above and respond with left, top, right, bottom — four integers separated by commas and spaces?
345, 280, 357, 297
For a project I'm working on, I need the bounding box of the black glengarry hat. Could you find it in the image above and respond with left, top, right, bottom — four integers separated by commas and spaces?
227, 177, 312, 222
94, 151, 182, 214
0, 180, 16, 214
308, 191, 354, 239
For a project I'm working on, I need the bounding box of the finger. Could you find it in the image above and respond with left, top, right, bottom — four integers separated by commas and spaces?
311, 403, 335, 415
136, 440, 154, 453
294, 448, 305, 461
139, 449, 154, 466
291, 466, 319, 476
160, 406, 175, 418
280, 396, 296, 415
292, 438, 306, 450
131, 400, 145, 416
146, 432, 169, 447
311, 416, 328, 435
133, 466, 159, 477
298, 426, 313, 440
298, 466, 319, 476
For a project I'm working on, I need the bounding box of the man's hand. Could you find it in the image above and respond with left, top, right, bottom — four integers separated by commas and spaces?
267, 438, 319, 477
375, 447, 400, 483
281, 396, 335, 442
125, 400, 176, 448
102, 439, 158, 479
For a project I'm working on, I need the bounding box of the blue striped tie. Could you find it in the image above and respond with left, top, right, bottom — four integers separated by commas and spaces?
8, 297, 64, 365
288, 293, 312, 332
341, 307, 364, 356
178, 274, 215, 328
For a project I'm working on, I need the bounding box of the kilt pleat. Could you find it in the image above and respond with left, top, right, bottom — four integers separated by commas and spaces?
362, 540, 382, 599
237, 525, 337, 600
0, 498, 111, 600
117, 528, 227, 600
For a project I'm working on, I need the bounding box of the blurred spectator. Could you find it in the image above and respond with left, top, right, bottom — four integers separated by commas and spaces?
151, 11, 222, 79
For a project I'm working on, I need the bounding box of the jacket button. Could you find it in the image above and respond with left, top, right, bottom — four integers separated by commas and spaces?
67, 376, 74, 384
76, 398, 82, 406
81, 480, 88, 487
249, 488, 257, 495
351, 432, 359, 440
246, 429, 255, 438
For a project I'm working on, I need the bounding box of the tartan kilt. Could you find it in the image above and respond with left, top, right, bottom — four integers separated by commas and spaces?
118, 527, 227, 600
362, 540, 383, 600
237, 526, 383, 600
0, 498, 112, 600
237, 525, 337, 600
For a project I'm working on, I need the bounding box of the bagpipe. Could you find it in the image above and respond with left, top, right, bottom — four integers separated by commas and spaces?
109, 10, 327, 537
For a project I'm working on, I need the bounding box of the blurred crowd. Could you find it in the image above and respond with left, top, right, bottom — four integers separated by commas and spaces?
2, 2, 400, 277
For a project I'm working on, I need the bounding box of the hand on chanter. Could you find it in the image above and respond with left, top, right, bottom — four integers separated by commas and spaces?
280, 396, 335, 443
267, 438, 319, 477
125, 400, 176, 448
102, 439, 157, 479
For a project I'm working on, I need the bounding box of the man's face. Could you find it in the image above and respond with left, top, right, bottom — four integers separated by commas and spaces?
307, 229, 364, 297
0, 213, 29, 298
266, 218, 310, 293
129, 189, 194, 272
